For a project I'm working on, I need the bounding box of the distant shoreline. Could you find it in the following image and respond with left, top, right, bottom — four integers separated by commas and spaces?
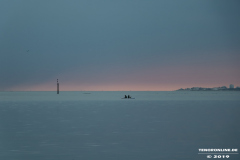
176, 88, 240, 91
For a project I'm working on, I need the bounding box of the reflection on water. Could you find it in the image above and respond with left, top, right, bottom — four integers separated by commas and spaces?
0, 91, 240, 101
0, 91, 240, 160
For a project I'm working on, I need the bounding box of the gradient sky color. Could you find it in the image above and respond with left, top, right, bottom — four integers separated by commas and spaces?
0, 0, 240, 91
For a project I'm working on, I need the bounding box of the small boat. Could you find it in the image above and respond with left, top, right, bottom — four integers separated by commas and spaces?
122, 95, 134, 99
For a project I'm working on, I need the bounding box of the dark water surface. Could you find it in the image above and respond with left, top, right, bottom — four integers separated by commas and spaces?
0, 91, 240, 160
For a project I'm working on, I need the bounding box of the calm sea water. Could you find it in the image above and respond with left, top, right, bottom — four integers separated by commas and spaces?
0, 91, 240, 160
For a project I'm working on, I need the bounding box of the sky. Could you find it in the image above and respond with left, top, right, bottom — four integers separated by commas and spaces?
0, 0, 240, 91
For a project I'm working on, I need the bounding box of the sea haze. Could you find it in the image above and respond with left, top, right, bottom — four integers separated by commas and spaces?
0, 91, 240, 160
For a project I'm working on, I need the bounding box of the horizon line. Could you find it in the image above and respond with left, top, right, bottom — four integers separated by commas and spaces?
0, 90, 175, 92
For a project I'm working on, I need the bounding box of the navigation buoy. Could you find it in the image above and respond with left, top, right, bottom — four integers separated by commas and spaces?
57, 79, 59, 94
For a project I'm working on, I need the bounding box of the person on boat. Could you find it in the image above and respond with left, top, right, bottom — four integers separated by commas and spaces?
128, 95, 131, 98
124, 95, 127, 98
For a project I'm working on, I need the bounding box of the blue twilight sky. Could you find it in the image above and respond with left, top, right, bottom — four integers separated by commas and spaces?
0, 0, 240, 91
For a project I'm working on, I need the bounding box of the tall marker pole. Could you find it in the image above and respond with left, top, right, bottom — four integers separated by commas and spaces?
57, 79, 59, 94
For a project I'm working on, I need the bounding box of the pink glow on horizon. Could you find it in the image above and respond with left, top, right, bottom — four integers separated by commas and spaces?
6, 62, 240, 91
8, 81, 240, 92
9, 83, 179, 91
